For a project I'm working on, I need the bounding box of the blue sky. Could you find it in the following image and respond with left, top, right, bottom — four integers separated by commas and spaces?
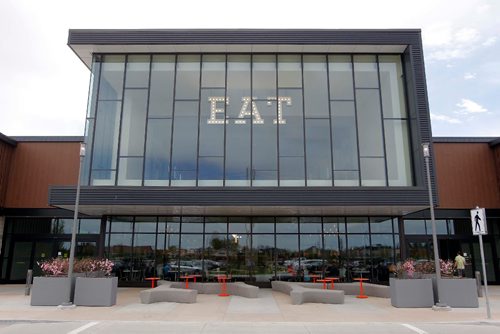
0, 0, 498, 137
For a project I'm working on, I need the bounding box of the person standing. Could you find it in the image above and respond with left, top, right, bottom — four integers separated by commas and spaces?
454, 251, 466, 278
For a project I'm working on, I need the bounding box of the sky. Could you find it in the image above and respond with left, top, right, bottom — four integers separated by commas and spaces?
0, 0, 499, 138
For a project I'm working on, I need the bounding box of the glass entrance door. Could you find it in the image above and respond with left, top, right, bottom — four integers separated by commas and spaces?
32, 241, 55, 277
471, 239, 497, 283
9, 242, 33, 281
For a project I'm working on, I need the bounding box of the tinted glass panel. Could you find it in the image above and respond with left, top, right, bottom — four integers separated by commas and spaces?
135, 217, 157, 233
120, 89, 148, 156
181, 222, 203, 233
205, 222, 227, 233
404, 220, 426, 235
346, 217, 369, 233
92, 101, 121, 170
171, 101, 198, 186
253, 234, 275, 282
86, 59, 100, 118
144, 119, 171, 185
199, 89, 225, 157
300, 217, 322, 233
98, 55, 125, 100
329, 55, 354, 100
426, 219, 448, 235
125, 55, 150, 88
278, 88, 305, 186
370, 217, 393, 233
225, 55, 251, 186
149, 55, 175, 118
305, 119, 332, 185
354, 55, 378, 88
175, 55, 200, 99
110, 218, 134, 233
379, 55, 407, 118
79, 219, 101, 234
356, 89, 384, 156
360, 157, 386, 186
384, 120, 412, 186
252, 55, 278, 186
117, 157, 143, 186
331, 100, 358, 186
278, 55, 302, 88
201, 55, 225, 88
276, 217, 298, 233
303, 56, 329, 117
198, 157, 223, 186
252, 217, 275, 233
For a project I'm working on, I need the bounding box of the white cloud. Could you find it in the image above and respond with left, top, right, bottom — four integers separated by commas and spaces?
425, 27, 482, 60
456, 98, 487, 114
483, 36, 497, 46
454, 28, 479, 43
464, 72, 476, 80
430, 113, 462, 124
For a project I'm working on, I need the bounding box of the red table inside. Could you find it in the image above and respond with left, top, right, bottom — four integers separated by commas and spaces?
316, 277, 339, 289
145, 277, 160, 288
308, 274, 322, 283
353, 278, 369, 298
216, 275, 230, 297
324, 277, 340, 289
179, 275, 196, 289
191, 274, 202, 283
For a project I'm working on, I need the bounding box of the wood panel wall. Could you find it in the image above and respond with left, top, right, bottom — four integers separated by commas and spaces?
434, 142, 500, 209
0, 141, 15, 207
494, 145, 500, 197
5, 142, 79, 208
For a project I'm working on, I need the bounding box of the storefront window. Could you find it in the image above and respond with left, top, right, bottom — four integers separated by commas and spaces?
84, 53, 413, 188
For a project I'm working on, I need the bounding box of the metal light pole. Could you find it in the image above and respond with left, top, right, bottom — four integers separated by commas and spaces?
422, 143, 449, 309
61, 142, 86, 307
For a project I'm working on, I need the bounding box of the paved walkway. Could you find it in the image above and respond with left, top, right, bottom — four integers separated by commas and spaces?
0, 284, 499, 323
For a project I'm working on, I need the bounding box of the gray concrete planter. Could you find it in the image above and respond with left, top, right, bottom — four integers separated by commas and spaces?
31, 276, 72, 306
73, 276, 118, 306
436, 278, 478, 308
390, 278, 434, 308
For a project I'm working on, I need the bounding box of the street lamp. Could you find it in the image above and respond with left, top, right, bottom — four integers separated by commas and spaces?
61, 142, 86, 307
422, 143, 449, 310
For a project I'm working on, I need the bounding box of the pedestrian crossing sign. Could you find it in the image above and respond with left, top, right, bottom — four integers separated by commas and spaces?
470, 208, 487, 235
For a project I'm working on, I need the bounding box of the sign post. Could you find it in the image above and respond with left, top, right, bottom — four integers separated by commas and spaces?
470, 207, 491, 319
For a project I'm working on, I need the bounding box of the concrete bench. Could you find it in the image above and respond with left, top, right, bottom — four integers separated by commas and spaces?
300, 282, 390, 298
140, 283, 197, 304
271, 281, 344, 305
169, 282, 259, 298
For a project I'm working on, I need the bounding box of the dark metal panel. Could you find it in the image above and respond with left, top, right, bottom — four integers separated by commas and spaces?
49, 186, 430, 207
68, 29, 422, 46
433, 137, 498, 144
403, 208, 500, 219
1, 208, 81, 217
0, 132, 17, 147
11, 136, 84, 142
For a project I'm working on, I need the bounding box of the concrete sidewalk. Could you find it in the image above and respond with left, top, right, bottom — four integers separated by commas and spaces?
0, 284, 498, 323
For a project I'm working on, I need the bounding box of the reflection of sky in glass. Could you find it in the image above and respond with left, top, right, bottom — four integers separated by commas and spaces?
88, 54, 411, 187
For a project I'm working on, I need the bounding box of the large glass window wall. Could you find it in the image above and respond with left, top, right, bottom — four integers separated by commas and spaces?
103, 215, 399, 284
84, 53, 413, 187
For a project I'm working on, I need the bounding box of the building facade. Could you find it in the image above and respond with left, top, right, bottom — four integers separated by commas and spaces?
0, 30, 499, 286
